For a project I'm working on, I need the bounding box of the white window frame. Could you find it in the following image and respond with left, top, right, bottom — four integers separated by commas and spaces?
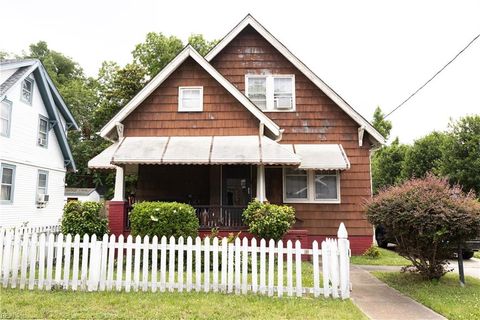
283, 168, 340, 204
0, 163, 16, 204
37, 115, 49, 148
21, 77, 34, 105
36, 170, 49, 202
178, 86, 203, 112
1, 99, 12, 137
245, 74, 296, 112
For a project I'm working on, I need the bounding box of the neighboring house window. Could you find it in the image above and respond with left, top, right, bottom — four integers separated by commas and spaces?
36, 170, 49, 205
178, 87, 203, 112
283, 168, 340, 203
0, 163, 16, 203
37, 116, 49, 147
1, 99, 12, 137
21, 78, 34, 104
246, 75, 295, 111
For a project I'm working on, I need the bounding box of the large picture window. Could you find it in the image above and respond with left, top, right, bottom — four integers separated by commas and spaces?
246, 75, 295, 111
283, 168, 340, 203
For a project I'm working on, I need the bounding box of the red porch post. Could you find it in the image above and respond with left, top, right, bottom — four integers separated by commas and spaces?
108, 201, 128, 236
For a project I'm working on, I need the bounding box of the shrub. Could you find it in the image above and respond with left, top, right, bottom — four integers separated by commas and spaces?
363, 245, 381, 259
61, 201, 108, 237
129, 201, 199, 239
365, 175, 480, 279
242, 200, 295, 241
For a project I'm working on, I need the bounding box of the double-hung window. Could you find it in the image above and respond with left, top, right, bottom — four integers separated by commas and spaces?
178, 87, 203, 112
283, 168, 340, 203
246, 75, 295, 111
36, 170, 48, 200
1, 99, 12, 137
21, 78, 34, 104
37, 116, 48, 147
0, 163, 15, 203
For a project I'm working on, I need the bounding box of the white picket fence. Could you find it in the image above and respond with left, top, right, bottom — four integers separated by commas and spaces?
0, 225, 60, 236
0, 223, 350, 299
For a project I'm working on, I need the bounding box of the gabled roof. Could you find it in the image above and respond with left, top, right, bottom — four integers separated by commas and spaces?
99, 45, 281, 139
0, 59, 79, 171
205, 15, 386, 145
65, 187, 98, 196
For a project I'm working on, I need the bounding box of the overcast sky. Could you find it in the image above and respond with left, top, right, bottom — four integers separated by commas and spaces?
2, 0, 479, 143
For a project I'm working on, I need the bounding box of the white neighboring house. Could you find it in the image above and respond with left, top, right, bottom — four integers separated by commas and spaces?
0, 59, 78, 228
64, 188, 101, 203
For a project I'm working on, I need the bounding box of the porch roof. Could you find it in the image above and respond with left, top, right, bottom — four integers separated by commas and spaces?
88, 137, 351, 170
284, 144, 351, 170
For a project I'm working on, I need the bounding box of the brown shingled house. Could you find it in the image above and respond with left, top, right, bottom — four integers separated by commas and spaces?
89, 15, 385, 254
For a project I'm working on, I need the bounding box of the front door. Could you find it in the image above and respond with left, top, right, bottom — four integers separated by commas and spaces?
222, 165, 252, 206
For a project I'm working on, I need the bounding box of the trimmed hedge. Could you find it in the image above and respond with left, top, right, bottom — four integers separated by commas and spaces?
61, 201, 108, 237
242, 200, 295, 241
129, 201, 199, 239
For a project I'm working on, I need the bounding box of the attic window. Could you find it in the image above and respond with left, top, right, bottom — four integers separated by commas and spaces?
21, 78, 34, 105
246, 75, 295, 111
178, 87, 203, 112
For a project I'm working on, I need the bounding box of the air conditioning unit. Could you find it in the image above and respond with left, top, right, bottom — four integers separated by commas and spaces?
274, 97, 293, 110
37, 194, 49, 203
38, 138, 47, 146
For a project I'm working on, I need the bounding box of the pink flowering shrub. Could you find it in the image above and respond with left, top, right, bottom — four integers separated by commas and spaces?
365, 174, 480, 279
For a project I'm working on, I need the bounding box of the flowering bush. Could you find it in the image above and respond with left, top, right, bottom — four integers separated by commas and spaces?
365, 175, 480, 279
242, 200, 295, 241
129, 201, 199, 239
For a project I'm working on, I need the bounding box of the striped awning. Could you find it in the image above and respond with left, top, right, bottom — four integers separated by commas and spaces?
88, 137, 350, 170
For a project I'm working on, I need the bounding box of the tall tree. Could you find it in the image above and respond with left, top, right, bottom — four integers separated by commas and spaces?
132, 33, 184, 78
402, 131, 447, 179
371, 138, 409, 193
372, 106, 392, 140
440, 115, 480, 195
188, 34, 218, 56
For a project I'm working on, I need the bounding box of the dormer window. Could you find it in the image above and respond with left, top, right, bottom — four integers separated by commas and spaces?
246, 75, 295, 111
21, 78, 34, 105
178, 87, 203, 112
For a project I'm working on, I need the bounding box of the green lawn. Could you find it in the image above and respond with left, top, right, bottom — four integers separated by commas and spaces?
350, 247, 410, 266
372, 272, 480, 320
0, 288, 366, 320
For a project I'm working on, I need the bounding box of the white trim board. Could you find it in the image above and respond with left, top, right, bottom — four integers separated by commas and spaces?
206, 14, 386, 146
99, 45, 281, 139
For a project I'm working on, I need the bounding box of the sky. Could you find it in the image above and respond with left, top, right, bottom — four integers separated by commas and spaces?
1, 0, 479, 144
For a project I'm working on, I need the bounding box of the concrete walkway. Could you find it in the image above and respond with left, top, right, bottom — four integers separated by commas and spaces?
357, 257, 480, 279
350, 266, 446, 320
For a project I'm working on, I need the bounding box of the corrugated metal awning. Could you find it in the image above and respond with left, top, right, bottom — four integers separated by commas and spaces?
88, 137, 350, 170
87, 142, 118, 169
284, 144, 350, 170
108, 136, 301, 165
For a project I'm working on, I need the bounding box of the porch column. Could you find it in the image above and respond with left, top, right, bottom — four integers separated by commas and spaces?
256, 164, 266, 202
112, 165, 125, 201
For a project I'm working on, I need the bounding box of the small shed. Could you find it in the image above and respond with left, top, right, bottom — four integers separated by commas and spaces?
64, 188, 101, 203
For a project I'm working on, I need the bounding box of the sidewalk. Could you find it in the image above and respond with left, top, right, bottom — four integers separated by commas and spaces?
357, 257, 480, 279
350, 266, 446, 320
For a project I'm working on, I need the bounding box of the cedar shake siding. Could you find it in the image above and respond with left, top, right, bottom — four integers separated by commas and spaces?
123, 57, 260, 137
211, 26, 374, 241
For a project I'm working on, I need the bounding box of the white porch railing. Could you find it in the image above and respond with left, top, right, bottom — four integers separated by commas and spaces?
0, 223, 350, 299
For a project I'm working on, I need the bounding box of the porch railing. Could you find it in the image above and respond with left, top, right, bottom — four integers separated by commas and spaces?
194, 206, 246, 229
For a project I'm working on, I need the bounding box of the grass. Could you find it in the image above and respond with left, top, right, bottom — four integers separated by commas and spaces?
474, 251, 480, 259
350, 247, 410, 266
372, 272, 480, 320
0, 288, 367, 320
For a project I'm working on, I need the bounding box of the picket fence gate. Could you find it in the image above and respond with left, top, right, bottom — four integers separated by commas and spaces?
0, 223, 350, 299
